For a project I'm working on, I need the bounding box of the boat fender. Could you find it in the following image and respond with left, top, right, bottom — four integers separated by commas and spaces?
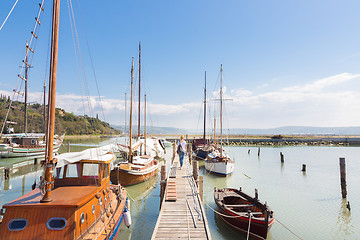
124, 208, 131, 228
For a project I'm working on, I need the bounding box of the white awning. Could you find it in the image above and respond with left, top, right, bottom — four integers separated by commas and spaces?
56, 144, 117, 168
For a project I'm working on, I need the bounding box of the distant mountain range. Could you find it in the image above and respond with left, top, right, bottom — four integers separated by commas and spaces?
112, 125, 360, 135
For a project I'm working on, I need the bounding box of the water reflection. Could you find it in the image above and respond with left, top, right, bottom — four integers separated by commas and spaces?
336, 198, 353, 238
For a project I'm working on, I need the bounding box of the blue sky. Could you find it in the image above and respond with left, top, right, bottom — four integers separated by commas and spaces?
1, 0, 360, 130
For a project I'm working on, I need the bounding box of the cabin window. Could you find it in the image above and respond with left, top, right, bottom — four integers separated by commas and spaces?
83, 163, 99, 179
47, 217, 67, 230
8, 218, 27, 231
66, 163, 80, 178
56, 167, 64, 179
31, 139, 35, 144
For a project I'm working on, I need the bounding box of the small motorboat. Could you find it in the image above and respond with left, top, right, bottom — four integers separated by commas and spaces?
214, 187, 275, 239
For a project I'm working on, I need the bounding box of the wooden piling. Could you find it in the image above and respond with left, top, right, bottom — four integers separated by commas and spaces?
171, 142, 176, 164
339, 158, 347, 198
34, 158, 38, 165
280, 152, 284, 163
199, 176, 203, 201
302, 164, 306, 172
160, 165, 167, 209
255, 188, 258, 200
4, 167, 10, 180
193, 160, 199, 187
189, 145, 193, 164
258, 147, 260, 157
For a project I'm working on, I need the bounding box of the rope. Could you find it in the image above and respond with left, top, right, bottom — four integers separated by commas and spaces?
246, 213, 252, 240
275, 219, 304, 240
0, 0, 19, 31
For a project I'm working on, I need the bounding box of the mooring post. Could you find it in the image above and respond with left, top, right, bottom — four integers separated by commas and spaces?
171, 142, 176, 164
193, 160, 199, 187
258, 147, 260, 157
280, 152, 284, 163
34, 158, 38, 165
302, 164, 306, 172
248, 149, 250, 154
160, 165, 167, 209
199, 175, 203, 201
339, 158, 347, 198
4, 167, 10, 180
67, 141, 70, 152
255, 188, 258, 200
188, 145, 193, 164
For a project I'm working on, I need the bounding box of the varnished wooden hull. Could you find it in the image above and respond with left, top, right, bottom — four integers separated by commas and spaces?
110, 160, 159, 186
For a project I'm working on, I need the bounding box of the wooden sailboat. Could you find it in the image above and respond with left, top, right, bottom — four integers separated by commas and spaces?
192, 71, 212, 160
214, 187, 275, 239
110, 55, 159, 186
0, 1, 128, 238
205, 65, 234, 176
0, 3, 64, 158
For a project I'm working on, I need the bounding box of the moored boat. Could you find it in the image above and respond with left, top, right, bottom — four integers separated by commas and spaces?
214, 187, 275, 240
0, 147, 129, 239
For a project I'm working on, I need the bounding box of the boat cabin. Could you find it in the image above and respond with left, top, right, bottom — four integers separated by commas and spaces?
0, 152, 121, 240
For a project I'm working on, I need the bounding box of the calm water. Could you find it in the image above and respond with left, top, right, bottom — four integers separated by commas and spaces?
1, 138, 359, 240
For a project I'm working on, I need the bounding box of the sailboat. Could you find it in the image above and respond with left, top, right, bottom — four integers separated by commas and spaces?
0, 1, 128, 238
192, 71, 212, 160
0, 4, 64, 158
205, 64, 234, 176
110, 56, 159, 186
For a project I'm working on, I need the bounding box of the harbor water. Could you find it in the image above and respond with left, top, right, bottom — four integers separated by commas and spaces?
0, 138, 359, 239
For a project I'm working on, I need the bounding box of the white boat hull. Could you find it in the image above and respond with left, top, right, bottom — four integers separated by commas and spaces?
205, 159, 234, 176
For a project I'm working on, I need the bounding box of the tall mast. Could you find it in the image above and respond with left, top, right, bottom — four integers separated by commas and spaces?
24, 41, 31, 134
213, 118, 216, 144
124, 92, 127, 137
220, 64, 223, 157
144, 93, 147, 155
203, 71, 206, 142
138, 41, 141, 138
43, 82, 46, 133
41, 0, 60, 203
129, 57, 134, 163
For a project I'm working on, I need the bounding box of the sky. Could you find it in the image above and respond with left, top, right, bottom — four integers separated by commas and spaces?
1, 0, 360, 130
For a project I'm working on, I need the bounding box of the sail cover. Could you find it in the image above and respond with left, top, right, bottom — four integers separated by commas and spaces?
56, 144, 117, 168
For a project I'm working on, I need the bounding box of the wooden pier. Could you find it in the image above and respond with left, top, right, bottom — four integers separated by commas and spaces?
151, 152, 211, 239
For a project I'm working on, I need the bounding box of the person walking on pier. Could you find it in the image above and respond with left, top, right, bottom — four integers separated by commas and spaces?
177, 135, 187, 169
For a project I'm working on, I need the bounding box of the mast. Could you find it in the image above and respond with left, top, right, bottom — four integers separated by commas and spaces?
124, 92, 127, 137
129, 57, 134, 163
43, 82, 46, 133
213, 118, 216, 144
138, 41, 141, 138
203, 71, 206, 142
144, 93, 147, 155
24, 42, 29, 134
220, 64, 223, 157
41, 0, 60, 203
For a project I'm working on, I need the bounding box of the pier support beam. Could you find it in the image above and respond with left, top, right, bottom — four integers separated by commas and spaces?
160, 165, 167, 209
193, 160, 199, 187
339, 158, 347, 198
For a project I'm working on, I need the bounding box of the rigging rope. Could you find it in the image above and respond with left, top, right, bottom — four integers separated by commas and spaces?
0, 0, 19, 32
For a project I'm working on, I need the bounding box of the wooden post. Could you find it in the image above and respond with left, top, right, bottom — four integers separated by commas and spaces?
67, 141, 70, 152
4, 167, 9, 180
257, 147, 260, 157
189, 145, 193, 164
248, 149, 250, 154
255, 188, 258, 200
160, 165, 167, 209
302, 164, 306, 172
280, 152, 284, 163
193, 160, 199, 187
199, 176, 203, 201
171, 142, 176, 164
339, 158, 347, 198
34, 158, 38, 165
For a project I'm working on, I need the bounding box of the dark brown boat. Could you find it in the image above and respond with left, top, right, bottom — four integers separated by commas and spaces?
214, 187, 275, 240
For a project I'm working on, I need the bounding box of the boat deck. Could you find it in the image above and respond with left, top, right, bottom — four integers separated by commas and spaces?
151, 155, 211, 240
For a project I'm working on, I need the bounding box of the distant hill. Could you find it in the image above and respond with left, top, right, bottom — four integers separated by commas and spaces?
0, 97, 120, 135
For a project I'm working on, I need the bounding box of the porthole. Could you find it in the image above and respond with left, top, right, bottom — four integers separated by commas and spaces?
8, 218, 27, 231
47, 217, 67, 230
92, 205, 95, 215
80, 213, 85, 224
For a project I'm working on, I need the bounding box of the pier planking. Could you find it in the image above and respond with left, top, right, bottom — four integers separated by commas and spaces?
151, 154, 211, 240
